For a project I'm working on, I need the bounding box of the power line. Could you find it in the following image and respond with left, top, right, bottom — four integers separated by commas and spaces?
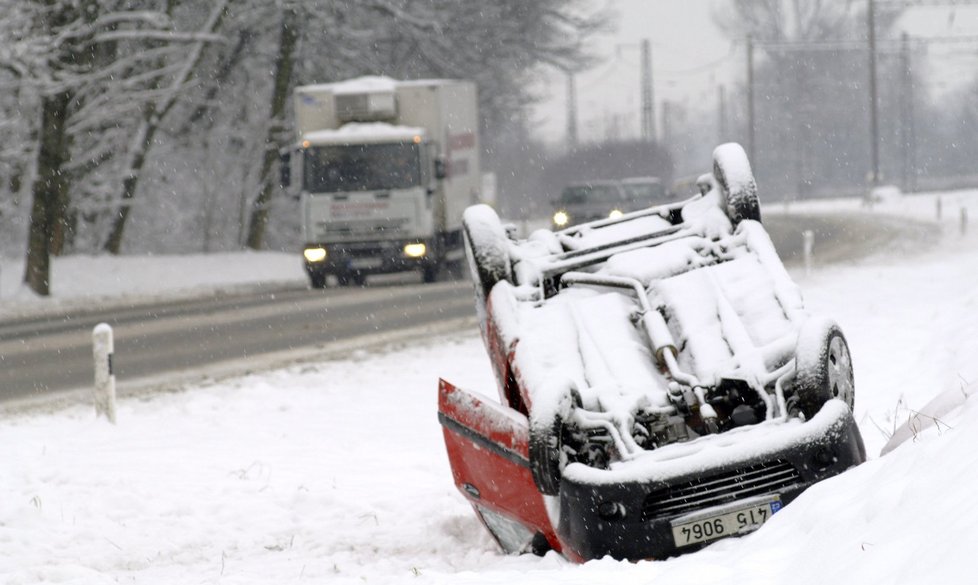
877, 0, 978, 6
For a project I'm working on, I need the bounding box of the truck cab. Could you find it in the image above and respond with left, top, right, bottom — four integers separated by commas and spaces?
292, 77, 480, 287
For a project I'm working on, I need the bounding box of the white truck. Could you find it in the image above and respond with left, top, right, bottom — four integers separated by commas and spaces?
289, 76, 481, 287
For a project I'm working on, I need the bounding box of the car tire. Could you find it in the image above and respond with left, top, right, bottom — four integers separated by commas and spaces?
422, 262, 440, 283
713, 142, 761, 226
309, 271, 327, 289
336, 272, 351, 287
528, 386, 581, 496
792, 317, 855, 419
462, 205, 513, 313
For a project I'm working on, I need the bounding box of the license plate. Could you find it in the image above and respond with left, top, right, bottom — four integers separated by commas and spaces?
671, 495, 782, 548
349, 257, 383, 269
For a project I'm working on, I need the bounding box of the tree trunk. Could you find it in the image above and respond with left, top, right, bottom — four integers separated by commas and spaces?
24, 91, 72, 296
102, 120, 154, 254
245, 7, 299, 250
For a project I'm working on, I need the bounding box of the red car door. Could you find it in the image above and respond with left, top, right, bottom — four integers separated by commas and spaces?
437, 378, 561, 555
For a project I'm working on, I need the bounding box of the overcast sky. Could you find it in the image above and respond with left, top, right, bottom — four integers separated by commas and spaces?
531, 0, 978, 146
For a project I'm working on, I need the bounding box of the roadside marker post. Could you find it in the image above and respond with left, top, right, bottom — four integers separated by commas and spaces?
92, 323, 117, 424
802, 230, 815, 275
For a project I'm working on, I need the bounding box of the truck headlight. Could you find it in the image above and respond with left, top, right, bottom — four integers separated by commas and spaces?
553, 211, 570, 227
303, 247, 327, 263
404, 243, 427, 258
608, 209, 624, 219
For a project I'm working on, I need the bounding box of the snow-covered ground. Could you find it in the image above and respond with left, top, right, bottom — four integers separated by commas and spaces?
2, 190, 977, 584
0, 251, 308, 319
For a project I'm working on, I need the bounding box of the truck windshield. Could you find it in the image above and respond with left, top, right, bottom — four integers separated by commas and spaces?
303, 143, 421, 193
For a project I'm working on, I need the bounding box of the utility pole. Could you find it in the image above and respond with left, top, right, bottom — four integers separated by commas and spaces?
868, 0, 881, 185
900, 31, 918, 192
640, 39, 656, 142
566, 70, 578, 149
746, 35, 756, 163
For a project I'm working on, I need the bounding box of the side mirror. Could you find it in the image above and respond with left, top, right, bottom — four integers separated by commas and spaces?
434, 158, 447, 180
279, 151, 292, 188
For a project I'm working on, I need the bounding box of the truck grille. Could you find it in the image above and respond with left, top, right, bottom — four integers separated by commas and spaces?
641, 460, 801, 521
324, 219, 408, 237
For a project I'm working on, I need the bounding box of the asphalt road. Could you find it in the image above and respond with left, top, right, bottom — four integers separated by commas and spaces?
0, 211, 936, 403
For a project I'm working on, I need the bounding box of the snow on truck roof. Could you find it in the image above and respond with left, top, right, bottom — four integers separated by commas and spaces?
302, 122, 426, 146
297, 76, 460, 95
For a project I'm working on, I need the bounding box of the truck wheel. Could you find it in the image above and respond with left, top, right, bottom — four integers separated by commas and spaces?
792, 317, 855, 419
309, 271, 327, 289
713, 142, 761, 226
462, 205, 512, 310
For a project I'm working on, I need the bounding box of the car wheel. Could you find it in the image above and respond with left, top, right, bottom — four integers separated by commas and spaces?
309, 271, 327, 289
462, 205, 513, 314
336, 272, 351, 287
422, 262, 440, 283
792, 317, 854, 419
528, 386, 581, 496
713, 142, 761, 226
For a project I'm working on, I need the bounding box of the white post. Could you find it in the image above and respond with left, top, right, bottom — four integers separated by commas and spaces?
92, 323, 117, 423
802, 230, 815, 275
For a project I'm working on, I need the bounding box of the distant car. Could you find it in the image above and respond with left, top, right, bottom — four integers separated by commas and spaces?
551, 181, 630, 229
440, 143, 866, 562
621, 176, 669, 206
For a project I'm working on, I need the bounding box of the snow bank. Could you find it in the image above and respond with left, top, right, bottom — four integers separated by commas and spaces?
0, 251, 306, 319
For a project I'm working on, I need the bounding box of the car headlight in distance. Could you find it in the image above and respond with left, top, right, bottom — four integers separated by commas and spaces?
303, 247, 327, 263
404, 242, 427, 258
553, 210, 570, 226
608, 209, 624, 219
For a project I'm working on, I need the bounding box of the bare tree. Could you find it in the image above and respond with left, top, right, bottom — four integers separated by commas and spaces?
102, 0, 229, 254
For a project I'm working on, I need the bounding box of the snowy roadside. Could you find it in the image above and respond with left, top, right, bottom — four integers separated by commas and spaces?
0, 251, 309, 320
1, 190, 978, 583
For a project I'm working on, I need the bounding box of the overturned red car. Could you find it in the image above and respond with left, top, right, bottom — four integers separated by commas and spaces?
438, 143, 866, 562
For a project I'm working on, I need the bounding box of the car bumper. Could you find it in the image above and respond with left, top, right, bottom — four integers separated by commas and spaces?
554, 400, 866, 561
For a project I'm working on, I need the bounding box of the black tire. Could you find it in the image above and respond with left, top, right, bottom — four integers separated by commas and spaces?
462, 205, 513, 313
422, 262, 440, 283
336, 272, 351, 287
352, 272, 367, 287
309, 271, 327, 289
528, 387, 581, 496
792, 318, 855, 419
529, 415, 564, 496
713, 142, 761, 226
